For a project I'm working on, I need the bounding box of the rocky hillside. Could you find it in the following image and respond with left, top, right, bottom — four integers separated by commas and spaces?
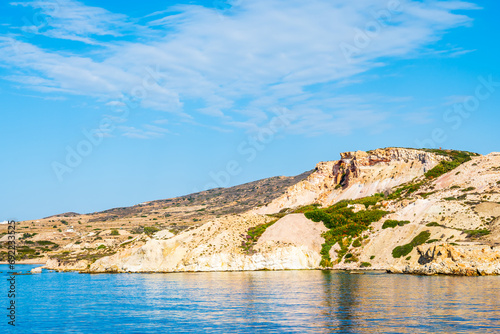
0, 171, 312, 263
24, 147, 500, 275
257, 147, 447, 214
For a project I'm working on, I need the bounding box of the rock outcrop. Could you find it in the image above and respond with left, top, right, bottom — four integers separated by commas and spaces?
257, 148, 446, 214
390, 244, 500, 275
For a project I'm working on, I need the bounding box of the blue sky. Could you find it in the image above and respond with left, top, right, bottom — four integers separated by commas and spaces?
1, 0, 499, 221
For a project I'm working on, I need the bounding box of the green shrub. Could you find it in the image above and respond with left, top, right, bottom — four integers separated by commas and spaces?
419, 191, 436, 199
388, 182, 424, 200
110, 229, 119, 236
392, 231, 431, 258
97, 245, 106, 249
392, 244, 414, 258
293, 203, 321, 213
241, 220, 277, 254
464, 229, 490, 238
304, 195, 388, 266
360, 262, 371, 268
370, 255, 375, 260
382, 220, 410, 229
143, 226, 160, 236
351, 194, 384, 208
426, 239, 440, 243
37, 240, 57, 246
352, 238, 362, 247
461, 187, 476, 192
423, 150, 475, 179
426, 222, 440, 227
61, 220, 69, 225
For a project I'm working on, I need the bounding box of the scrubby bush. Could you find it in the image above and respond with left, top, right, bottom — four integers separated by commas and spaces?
423, 150, 475, 179
392, 231, 431, 258
110, 229, 119, 236
464, 229, 490, 238
303, 196, 388, 266
241, 220, 277, 254
37, 240, 57, 246
388, 182, 424, 200
293, 203, 321, 213
382, 220, 410, 229
143, 226, 160, 236
360, 262, 371, 267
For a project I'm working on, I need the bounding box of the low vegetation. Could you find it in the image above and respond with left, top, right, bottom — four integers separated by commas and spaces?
301, 194, 389, 267
388, 149, 478, 200
382, 220, 410, 229
143, 226, 160, 236
392, 231, 431, 258
241, 220, 277, 255
388, 182, 424, 200
464, 229, 490, 238
422, 149, 477, 179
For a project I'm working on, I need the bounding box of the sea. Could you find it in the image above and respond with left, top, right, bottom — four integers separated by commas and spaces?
1, 264, 500, 333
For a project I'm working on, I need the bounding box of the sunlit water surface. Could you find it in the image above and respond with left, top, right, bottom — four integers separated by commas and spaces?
1, 265, 499, 333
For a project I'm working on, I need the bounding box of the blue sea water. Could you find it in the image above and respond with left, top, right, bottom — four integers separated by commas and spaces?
1, 264, 500, 333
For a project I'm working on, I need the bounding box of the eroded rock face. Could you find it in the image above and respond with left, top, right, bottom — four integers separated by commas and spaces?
257, 148, 445, 214
84, 213, 327, 273
44, 258, 89, 271
392, 244, 500, 276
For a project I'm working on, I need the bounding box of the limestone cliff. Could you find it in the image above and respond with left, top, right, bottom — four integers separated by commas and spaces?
389, 244, 500, 276
82, 213, 327, 273
256, 148, 446, 214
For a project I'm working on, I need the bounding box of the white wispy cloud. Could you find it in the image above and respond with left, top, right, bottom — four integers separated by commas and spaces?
0, 0, 479, 137
10, 0, 132, 44
118, 125, 169, 139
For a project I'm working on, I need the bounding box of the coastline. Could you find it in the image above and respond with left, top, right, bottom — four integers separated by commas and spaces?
0, 259, 47, 265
